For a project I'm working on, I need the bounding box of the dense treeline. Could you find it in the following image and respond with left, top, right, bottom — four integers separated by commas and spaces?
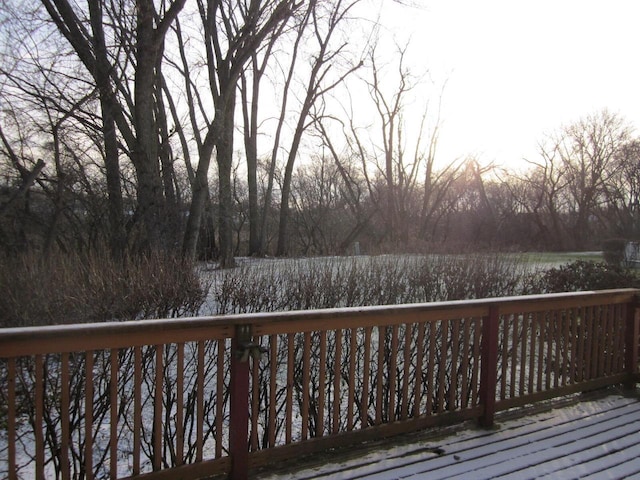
1, 1, 639, 262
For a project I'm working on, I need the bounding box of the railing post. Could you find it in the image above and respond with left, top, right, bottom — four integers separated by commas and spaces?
625, 298, 640, 389
229, 324, 251, 480
479, 305, 499, 427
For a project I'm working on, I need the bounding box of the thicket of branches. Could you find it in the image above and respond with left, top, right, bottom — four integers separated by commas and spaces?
210, 254, 535, 314
0, 250, 209, 328
2, 1, 639, 264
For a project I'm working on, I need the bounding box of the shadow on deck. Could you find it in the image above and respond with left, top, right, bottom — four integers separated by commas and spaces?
255, 387, 640, 480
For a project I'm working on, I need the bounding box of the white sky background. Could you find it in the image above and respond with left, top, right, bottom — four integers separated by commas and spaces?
372, 0, 640, 171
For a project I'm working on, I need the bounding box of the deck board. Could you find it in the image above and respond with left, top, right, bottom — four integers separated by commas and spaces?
256, 391, 640, 480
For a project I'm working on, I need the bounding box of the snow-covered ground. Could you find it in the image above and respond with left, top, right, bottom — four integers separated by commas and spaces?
256, 391, 640, 480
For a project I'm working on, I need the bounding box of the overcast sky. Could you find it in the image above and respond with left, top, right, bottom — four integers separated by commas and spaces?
377, 0, 640, 170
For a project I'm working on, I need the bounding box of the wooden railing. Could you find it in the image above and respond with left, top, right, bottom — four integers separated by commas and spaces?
1, 289, 639, 479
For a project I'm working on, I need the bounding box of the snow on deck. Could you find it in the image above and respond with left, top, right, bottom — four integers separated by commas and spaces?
256, 391, 640, 480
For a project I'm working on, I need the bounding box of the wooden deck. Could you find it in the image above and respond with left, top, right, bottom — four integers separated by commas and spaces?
255, 389, 640, 480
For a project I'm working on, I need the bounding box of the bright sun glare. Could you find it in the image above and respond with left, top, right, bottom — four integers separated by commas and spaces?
378, 0, 640, 171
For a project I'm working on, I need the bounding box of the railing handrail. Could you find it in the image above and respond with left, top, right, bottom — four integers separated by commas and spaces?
2, 288, 637, 357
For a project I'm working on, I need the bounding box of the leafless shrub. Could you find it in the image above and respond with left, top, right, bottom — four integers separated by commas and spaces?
211, 254, 535, 315
0, 250, 210, 327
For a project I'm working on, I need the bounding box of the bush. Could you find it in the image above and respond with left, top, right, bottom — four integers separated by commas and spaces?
532, 260, 640, 293
0, 250, 210, 327
207, 254, 536, 315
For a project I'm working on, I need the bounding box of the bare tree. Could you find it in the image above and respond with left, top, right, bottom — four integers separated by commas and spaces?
0, 6, 119, 254
607, 138, 640, 237
179, 0, 298, 267
528, 110, 632, 250
275, 0, 363, 256
337, 42, 450, 250
35, 0, 187, 253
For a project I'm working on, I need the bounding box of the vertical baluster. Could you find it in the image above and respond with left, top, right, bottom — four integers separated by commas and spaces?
581, 307, 589, 380
389, 324, 398, 420
286, 332, 295, 442
375, 327, 384, 424
176, 343, 184, 465
510, 314, 519, 398
500, 315, 509, 400
590, 306, 599, 377
568, 308, 577, 385
133, 346, 141, 475
61, 353, 70, 480
471, 318, 481, 407
519, 313, 528, 396
585, 306, 594, 380
110, 349, 118, 479
545, 312, 553, 389
154, 345, 163, 471
608, 304, 616, 374
577, 306, 586, 382
85, 351, 94, 480
347, 328, 357, 430
593, 306, 602, 378
302, 331, 311, 439
35, 354, 44, 480
196, 341, 204, 461
612, 305, 621, 373
414, 322, 426, 415
616, 304, 622, 372
317, 331, 327, 437
251, 340, 260, 450
460, 318, 470, 409
605, 305, 615, 375
427, 322, 436, 414
616, 304, 626, 372
596, 306, 605, 377
528, 313, 536, 394
601, 305, 609, 376
553, 310, 561, 388
332, 329, 342, 433
401, 324, 411, 419
536, 312, 544, 392
216, 340, 224, 457
449, 319, 460, 411
268, 335, 278, 447
362, 327, 372, 427
437, 320, 448, 413
562, 309, 570, 386
8, 357, 16, 480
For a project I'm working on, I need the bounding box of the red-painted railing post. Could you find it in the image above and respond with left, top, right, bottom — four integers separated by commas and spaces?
625, 298, 640, 389
229, 325, 251, 480
479, 305, 499, 427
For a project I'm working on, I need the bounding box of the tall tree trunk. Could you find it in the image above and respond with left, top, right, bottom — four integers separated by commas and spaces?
215, 89, 237, 268
241, 64, 261, 256
132, 0, 164, 251
182, 137, 215, 260
101, 96, 126, 258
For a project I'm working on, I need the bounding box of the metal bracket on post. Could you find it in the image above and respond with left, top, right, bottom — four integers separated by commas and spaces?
234, 324, 268, 362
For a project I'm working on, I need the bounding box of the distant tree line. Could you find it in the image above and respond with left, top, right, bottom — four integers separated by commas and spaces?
1, 0, 638, 262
